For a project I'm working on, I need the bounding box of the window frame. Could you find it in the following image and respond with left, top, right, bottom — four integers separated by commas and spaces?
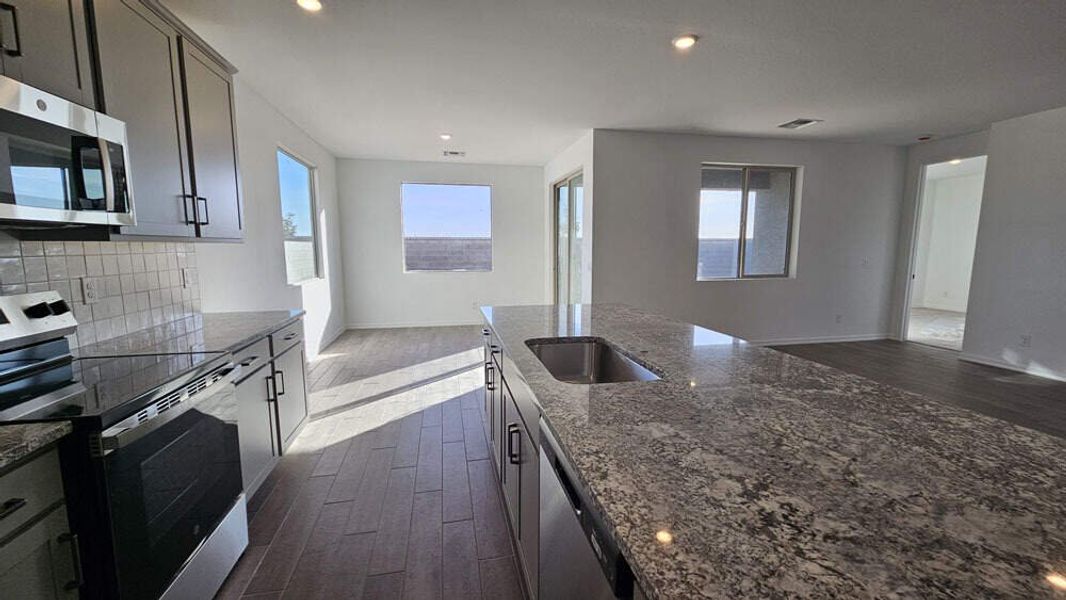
276, 147, 322, 285
399, 181, 494, 273
697, 163, 798, 281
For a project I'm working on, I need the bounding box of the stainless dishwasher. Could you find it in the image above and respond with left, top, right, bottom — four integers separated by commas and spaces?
539, 421, 634, 599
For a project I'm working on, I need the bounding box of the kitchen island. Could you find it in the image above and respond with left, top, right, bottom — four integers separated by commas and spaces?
482, 303, 1066, 599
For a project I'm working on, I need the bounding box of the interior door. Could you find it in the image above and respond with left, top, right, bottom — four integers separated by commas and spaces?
180, 39, 242, 239
95, 0, 197, 237
553, 172, 583, 304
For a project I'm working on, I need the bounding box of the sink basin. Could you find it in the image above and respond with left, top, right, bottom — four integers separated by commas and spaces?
525, 337, 660, 384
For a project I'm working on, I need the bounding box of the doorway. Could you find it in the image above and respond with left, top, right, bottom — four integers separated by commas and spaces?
904, 156, 987, 351
553, 172, 583, 304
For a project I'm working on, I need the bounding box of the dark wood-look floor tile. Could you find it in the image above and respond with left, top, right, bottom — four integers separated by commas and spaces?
371, 420, 402, 449
392, 412, 424, 468
441, 441, 473, 523
311, 437, 353, 478
459, 389, 481, 412
460, 409, 489, 461
215, 545, 268, 599
467, 459, 512, 559
281, 532, 376, 600
368, 467, 417, 575
245, 476, 335, 594
478, 555, 524, 600
402, 491, 443, 600
326, 435, 373, 504
283, 501, 354, 596
242, 592, 283, 600
345, 447, 396, 534
414, 425, 443, 492
441, 400, 465, 443
422, 402, 443, 427
442, 520, 482, 599
361, 573, 405, 600
248, 453, 321, 546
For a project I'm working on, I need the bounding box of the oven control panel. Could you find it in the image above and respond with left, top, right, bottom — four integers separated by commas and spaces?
0, 291, 79, 351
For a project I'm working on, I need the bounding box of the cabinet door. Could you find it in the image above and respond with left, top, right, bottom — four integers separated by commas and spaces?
0, 0, 95, 107
0, 503, 79, 599
501, 385, 521, 529
273, 343, 309, 452
180, 39, 242, 239
94, 0, 197, 237
236, 364, 278, 498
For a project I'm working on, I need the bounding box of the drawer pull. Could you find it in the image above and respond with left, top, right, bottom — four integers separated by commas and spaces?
0, 497, 26, 520
507, 424, 521, 464
58, 533, 84, 590
239, 355, 259, 367
283, 332, 297, 341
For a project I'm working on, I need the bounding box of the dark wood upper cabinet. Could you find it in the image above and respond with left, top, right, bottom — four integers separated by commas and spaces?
0, 0, 96, 108
93, 0, 196, 238
180, 39, 242, 240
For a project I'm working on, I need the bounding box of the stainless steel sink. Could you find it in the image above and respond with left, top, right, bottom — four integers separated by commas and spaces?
525, 337, 660, 384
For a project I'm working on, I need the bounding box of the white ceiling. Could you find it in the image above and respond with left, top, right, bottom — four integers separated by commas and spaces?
163, 0, 1066, 166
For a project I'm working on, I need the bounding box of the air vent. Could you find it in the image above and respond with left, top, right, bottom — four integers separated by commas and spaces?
442, 150, 466, 158
778, 118, 823, 130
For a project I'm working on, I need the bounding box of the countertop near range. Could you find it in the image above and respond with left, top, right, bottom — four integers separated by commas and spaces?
74, 310, 305, 357
0, 422, 72, 471
482, 303, 1066, 600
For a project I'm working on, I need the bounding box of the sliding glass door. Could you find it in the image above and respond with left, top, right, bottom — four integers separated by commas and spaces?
553, 173, 583, 305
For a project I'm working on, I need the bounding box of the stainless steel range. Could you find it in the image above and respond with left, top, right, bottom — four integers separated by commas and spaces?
0, 291, 246, 600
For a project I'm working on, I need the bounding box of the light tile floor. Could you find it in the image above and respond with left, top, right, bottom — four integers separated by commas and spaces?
907, 307, 966, 351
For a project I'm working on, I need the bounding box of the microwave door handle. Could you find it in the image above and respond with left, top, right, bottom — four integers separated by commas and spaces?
98, 138, 115, 212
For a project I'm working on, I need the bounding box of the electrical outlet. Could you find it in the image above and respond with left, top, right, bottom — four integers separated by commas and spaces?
1020, 334, 1032, 348
181, 268, 197, 289
81, 277, 101, 304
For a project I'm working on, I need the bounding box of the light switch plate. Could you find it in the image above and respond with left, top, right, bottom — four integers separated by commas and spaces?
181, 268, 197, 289
82, 277, 101, 304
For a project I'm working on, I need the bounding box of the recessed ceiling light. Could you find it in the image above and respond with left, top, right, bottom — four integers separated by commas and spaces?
1047, 573, 1066, 590
671, 34, 698, 50
297, 0, 322, 12
439, 133, 452, 141
949, 159, 962, 165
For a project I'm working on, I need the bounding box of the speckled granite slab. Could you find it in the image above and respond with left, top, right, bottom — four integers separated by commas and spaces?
75, 310, 304, 357
0, 422, 71, 471
482, 303, 1066, 600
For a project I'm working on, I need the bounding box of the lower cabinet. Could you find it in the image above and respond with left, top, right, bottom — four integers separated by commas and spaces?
272, 343, 309, 452
0, 503, 80, 600
482, 333, 539, 599
235, 362, 278, 498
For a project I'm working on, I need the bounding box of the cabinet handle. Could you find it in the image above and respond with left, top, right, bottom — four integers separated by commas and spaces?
490, 345, 500, 354
196, 196, 210, 225
181, 193, 197, 225
481, 328, 490, 336
58, 533, 84, 590
0, 497, 25, 520
276, 370, 286, 396
239, 355, 259, 367
265, 374, 276, 402
507, 423, 521, 464
0, 3, 21, 57
283, 332, 297, 341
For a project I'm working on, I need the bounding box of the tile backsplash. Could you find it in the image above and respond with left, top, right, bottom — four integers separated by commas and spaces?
0, 234, 201, 347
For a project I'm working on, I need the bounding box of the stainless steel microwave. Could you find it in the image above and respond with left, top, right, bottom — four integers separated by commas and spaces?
0, 75, 135, 227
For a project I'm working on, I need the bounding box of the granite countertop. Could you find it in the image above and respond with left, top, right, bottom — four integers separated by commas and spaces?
482, 303, 1066, 600
75, 310, 304, 357
0, 422, 72, 471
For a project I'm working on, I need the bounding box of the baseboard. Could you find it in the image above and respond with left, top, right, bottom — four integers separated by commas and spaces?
751, 333, 891, 347
318, 325, 346, 349
958, 352, 1066, 383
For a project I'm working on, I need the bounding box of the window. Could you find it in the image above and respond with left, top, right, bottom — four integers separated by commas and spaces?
697, 165, 796, 280
401, 183, 491, 272
277, 149, 320, 284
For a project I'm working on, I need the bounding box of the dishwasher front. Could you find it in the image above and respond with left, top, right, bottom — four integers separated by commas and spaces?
539, 422, 634, 600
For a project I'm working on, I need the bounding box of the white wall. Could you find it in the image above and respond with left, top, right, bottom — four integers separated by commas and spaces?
962, 106, 1066, 380
911, 172, 984, 312
338, 159, 547, 328
889, 131, 989, 336
543, 132, 594, 303
197, 80, 346, 358
589, 129, 906, 344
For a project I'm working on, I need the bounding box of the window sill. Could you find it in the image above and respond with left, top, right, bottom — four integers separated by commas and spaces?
696, 276, 791, 282
287, 276, 324, 287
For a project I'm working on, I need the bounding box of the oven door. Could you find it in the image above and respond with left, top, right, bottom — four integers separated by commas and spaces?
100, 362, 243, 599
0, 75, 134, 226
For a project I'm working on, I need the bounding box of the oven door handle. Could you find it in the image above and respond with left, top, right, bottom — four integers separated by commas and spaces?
98, 362, 240, 454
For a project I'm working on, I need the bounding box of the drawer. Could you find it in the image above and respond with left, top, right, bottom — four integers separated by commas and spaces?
233, 337, 271, 383
0, 449, 64, 542
270, 320, 304, 355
